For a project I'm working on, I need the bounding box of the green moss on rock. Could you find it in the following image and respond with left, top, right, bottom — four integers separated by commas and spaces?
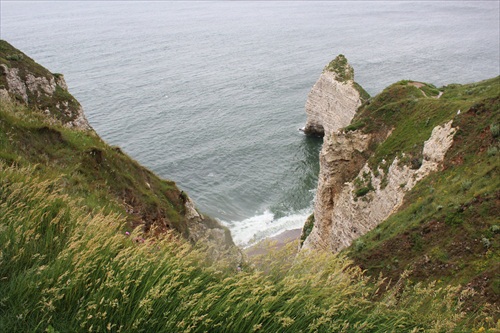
300, 214, 315, 246
324, 54, 354, 82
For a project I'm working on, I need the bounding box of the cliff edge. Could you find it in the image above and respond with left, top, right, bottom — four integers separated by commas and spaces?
301, 62, 499, 307
302, 121, 456, 252
0, 40, 91, 130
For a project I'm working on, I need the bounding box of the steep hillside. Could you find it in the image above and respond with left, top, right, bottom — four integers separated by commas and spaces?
0, 40, 90, 130
2, 161, 478, 331
0, 40, 234, 250
345, 78, 500, 308
301, 63, 499, 313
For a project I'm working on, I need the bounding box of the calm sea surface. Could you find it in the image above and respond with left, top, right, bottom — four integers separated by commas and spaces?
2, 1, 499, 246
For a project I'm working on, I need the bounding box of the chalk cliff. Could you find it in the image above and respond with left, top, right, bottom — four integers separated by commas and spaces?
303, 55, 367, 136
302, 121, 457, 252
302, 58, 461, 253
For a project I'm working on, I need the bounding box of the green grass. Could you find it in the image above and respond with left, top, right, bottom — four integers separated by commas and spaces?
355, 186, 371, 197
0, 98, 193, 238
354, 81, 371, 101
1, 87, 496, 333
1, 163, 492, 332
300, 214, 314, 246
344, 120, 366, 132
324, 54, 354, 82
0, 40, 51, 80
345, 77, 500, 316
352, 77, 499, 175
1, 39, 499, 331
419, 83, 441, 97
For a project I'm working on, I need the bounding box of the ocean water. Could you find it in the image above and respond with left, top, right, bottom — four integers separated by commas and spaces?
2, 1, 499, 246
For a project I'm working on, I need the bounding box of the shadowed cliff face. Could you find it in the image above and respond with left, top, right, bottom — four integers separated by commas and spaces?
302, 131, 370, 250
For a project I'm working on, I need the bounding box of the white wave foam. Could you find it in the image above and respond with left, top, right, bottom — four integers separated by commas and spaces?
220, 209, 311, 248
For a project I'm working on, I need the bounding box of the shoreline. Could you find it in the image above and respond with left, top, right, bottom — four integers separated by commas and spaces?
244, 228, 302, 257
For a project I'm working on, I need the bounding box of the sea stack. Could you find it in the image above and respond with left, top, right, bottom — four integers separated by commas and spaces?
303, 54, 367, 136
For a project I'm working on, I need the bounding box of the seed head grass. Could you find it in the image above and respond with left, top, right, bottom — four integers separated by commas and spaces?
0, 162, 491, 332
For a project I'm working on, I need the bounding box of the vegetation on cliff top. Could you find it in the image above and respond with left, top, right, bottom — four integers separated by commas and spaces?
1, 163, 488, 332
0, 40, 51, 82
342, 77, 499, 318
324, 54, 370, 101
324, 54, 353, 82
0, 40, 83, 125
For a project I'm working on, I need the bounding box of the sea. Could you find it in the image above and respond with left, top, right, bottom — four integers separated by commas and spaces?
1, 1, 499, 247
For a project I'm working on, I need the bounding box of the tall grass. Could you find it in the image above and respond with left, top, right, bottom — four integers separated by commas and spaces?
1, 162, 492, 332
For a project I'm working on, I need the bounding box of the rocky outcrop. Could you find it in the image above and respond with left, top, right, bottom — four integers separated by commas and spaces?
303, 55, 366, 136
183, 195, 241, 262
303, 121, 457, 252
2, 66, 28, 102
0, 40, 91, 131
185, 196, 229, 245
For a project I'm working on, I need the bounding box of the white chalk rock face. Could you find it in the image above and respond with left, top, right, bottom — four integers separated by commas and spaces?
303, 121, 457, 252
303, 55, 364, 136
0, 64, 91, 131
301, 56, 458, 253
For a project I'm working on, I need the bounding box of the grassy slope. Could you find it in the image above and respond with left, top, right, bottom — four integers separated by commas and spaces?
0, 40, 498, 330
0, 99, 192, 236
0, 40, 52, 82
0, 39, 232, 242
344, 77, 500, 311
0, 163, 483, 332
